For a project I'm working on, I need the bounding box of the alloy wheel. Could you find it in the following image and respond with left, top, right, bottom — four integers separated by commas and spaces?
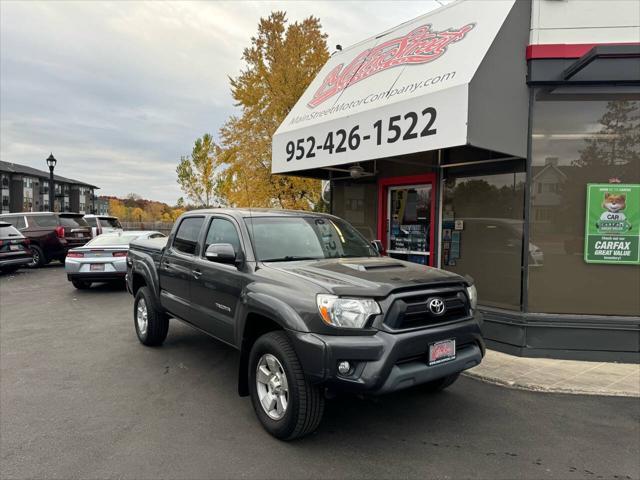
136, 298, 148, 336
29, 251, 39, 267
256, 353, 289, 420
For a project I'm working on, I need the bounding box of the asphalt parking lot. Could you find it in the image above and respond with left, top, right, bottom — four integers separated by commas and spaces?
1, 266, 639, 480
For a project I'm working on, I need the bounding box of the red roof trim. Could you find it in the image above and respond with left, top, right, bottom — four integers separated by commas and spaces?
527, 42, 640, 60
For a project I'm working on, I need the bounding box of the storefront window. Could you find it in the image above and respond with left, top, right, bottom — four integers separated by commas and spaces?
441, 167, 526, 310
529, 91, 640, 316
332, 181, 377, 241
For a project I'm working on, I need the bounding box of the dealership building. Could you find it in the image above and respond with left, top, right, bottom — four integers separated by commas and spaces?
273, 0, 640, 361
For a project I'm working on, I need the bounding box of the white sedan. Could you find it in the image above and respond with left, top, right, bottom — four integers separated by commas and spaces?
65, 231, 165, 289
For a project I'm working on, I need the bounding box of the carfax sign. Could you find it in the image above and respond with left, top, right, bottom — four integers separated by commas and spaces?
584, 183, 640, 265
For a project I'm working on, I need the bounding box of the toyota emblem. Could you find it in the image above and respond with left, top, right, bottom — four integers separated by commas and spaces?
428, 298, 446, 316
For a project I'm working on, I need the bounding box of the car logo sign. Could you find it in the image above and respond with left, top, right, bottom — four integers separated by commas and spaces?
428, 298, 446, 316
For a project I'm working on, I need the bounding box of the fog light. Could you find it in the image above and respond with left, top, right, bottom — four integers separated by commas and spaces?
337, 361, 351, 375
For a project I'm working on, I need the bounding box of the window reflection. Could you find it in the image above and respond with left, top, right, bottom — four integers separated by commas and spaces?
529, 94, 640, 316
442, 172, 525, 310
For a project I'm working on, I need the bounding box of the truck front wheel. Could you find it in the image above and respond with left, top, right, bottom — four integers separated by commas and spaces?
248, 331, 324, 440
134, 286, 169, 346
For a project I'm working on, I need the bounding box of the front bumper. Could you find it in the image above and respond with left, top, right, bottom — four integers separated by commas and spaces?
288, 315, 484, 395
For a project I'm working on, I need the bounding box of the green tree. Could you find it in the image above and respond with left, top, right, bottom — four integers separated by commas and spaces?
217, 12, 329, 209
177, 133, 220, 207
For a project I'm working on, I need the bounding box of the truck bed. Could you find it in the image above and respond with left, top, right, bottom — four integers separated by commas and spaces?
130, 236, 168, 253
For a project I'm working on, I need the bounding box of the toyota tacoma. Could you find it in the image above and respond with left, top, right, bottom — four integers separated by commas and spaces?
126, 209, 484, 440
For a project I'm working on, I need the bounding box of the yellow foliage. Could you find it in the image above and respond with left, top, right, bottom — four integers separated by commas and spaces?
217, 12, 329, 210
129, 207, 147, 222
107, 197, 183, 222
108, 199, 127, 219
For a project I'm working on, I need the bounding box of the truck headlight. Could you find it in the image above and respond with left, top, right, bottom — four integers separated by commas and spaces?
466, 284, 478, 311
316, 294, 381, 329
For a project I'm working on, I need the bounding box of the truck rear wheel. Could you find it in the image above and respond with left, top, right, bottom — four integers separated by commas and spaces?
134, 286, 169, 346
248, 331, 324, 440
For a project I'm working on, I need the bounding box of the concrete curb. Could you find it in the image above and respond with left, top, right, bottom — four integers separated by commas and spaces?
462, 371, 640, 398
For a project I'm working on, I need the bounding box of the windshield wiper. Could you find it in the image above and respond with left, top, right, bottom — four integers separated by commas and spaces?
262, 256, 322, 262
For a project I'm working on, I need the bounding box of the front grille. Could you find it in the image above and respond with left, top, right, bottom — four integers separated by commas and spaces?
384, 288, 469, 330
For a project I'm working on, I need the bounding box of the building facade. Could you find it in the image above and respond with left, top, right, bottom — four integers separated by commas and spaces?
0, 161, 99, 214
95, 197, 110, 216
272, 0, 640, 361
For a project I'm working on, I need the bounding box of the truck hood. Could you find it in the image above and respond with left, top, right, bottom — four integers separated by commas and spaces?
262, 257, 467, 297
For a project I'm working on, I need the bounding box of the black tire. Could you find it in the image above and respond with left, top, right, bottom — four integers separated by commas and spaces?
71, 279, 92, 289
248, 331, 324, 440
134, 286, 169, 346
28, 245, 45, 268
421, 372, 460, 392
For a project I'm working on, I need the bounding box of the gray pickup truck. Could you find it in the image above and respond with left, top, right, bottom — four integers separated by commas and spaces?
126, 208, 484, 440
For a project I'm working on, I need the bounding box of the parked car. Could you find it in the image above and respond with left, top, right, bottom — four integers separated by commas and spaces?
0, 221, 33, 273
66, 230, 165, 289
0, 212, 92, 267
83, 215, 123, 238
127, 209, 484, 440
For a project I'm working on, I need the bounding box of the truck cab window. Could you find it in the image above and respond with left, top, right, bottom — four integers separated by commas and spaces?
173, 217, 204, 255
204, 218, 241, 254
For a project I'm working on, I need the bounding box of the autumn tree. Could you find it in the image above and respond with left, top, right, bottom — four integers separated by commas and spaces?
217, 12, 329, 209
107, 195, 183, 222
108, 199, 127, 219
177, 133, 221, 207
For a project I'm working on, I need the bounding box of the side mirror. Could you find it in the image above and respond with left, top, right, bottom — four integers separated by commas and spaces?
371, 240, 384, 254
205, 243, 238, 265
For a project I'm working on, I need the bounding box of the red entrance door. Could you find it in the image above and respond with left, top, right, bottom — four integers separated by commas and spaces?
377, 174, 437, 267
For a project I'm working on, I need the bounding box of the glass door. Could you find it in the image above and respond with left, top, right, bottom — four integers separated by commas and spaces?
378, 174, 436, 266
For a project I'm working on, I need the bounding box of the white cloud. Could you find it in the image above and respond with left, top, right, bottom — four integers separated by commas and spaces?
1, 0, 444, 204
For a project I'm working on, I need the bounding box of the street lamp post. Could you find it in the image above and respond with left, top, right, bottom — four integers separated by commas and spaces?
46, 153, 56, 212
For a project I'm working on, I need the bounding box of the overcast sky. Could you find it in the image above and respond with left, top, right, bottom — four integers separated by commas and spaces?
1, 1, 446, 204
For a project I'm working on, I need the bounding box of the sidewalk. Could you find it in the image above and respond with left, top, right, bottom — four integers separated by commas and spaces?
464, 349, 640, 397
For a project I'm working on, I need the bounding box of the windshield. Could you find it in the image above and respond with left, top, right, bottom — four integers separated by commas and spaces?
245, 216, 377, 262
87, 234, 141, 246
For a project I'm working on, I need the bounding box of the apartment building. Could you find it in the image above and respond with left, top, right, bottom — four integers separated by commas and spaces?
0, 160, 99, 214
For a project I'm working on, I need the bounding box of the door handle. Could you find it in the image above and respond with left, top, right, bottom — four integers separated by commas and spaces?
192, 269, 202, 279
163, 261, 172, 270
